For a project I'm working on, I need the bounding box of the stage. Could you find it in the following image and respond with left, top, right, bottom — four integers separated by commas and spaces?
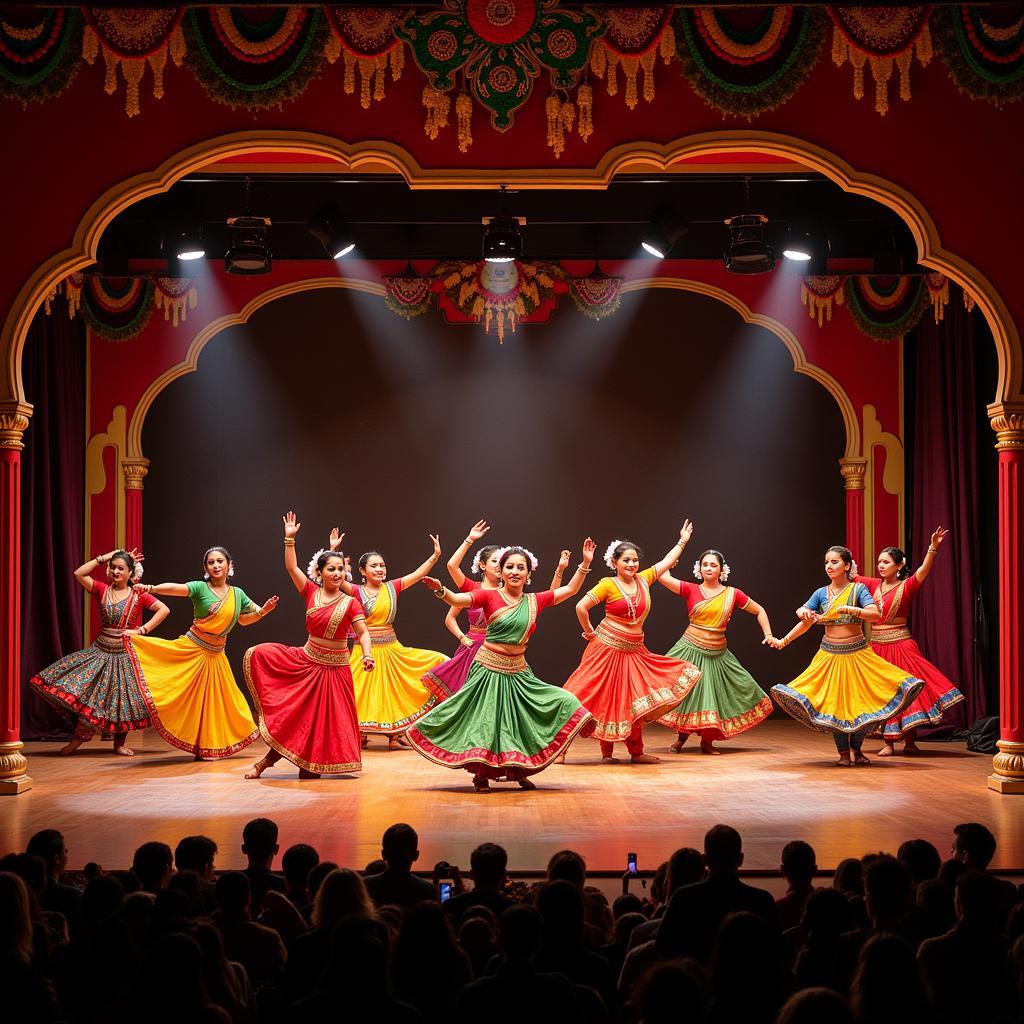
2, 721, 1016, 873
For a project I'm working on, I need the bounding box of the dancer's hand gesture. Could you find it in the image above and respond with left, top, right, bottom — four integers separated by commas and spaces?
430, 534, 442, 559
557, 550, 571, 575
282, 512, 301, 539
422, 576, 442, 592
127, 547, 144, 564
796, 607, 817, 623
467, 519, 490, 542
679, 519, 694, 546
259, 595, 280, 617
581, 537, 597, 566
930, 526, 948, 550
329, 527, 344, 551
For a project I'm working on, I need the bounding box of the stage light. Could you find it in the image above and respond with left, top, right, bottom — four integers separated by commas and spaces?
782, 227, 814, 262
308, 209, 355, 259
641, 210, 687, 259
724, 213, 775, 274
482, 214, 523, 263
173, 225, 205, 261
224, 215, 272, 275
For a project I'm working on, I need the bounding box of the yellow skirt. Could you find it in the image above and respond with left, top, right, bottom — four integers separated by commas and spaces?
352, 637, 446, 734
127, 634, 258, 758
770, 637, 924, 734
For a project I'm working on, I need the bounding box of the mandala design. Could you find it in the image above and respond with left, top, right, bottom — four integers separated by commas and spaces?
325, 7, 406, 108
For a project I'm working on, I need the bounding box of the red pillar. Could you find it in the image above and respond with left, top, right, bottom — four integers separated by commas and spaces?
122, 458, 149, 552
0, 401, 32, 794
839, 457, 867, 569
989, 403, 1024, 793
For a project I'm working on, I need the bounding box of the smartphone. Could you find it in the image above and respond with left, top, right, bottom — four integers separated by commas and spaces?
627, 851, 638, 875
438, 880, 453, 903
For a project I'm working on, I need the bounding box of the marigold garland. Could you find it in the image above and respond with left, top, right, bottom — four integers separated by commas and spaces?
184, 6, 327, 110
589, 6, 674, 110
0, 7, 83, 105
924, 271, 950, 323
324, 7, 405, 108
384, 267, 434, 319
843, 275, 929, 342
673, 6, 828, 118
932, 4, 1024, 106
82, 7, 185, 116
79, 276, 156, 342
801, 274, 845, 326
153, 277, 198, 327
569, 273, 624, 321
830, 6, 933, 115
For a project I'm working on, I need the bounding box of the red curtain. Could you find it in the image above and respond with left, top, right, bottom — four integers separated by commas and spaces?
909, 292, 986, 730
20, 298, 86, 738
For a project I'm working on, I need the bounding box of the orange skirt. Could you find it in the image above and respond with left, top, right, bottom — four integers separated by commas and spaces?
562, 621, 701, 742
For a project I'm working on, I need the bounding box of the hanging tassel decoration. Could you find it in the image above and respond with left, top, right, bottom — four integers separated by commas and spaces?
456, 89, 473, 153
577, 82, 594, 141
422, 85, 451, 140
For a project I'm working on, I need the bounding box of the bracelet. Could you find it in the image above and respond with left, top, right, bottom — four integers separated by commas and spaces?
928, 546, 938, 554
283, 538, 296, 547
138, 626, 147, 636
96, 554, 108, 564
553, 571, 564, 578
432, 586, 448, 600
577, 564, 592, 574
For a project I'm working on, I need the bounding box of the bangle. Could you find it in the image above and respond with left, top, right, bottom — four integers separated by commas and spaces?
577, 564, 592, 574
283, 538, 296, 547
138, 626, 146, 636
553, 570, 564, 578
432, 586, 448, 600
928, 546, 938, 554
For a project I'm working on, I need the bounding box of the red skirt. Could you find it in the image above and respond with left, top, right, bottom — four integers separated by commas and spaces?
243, 640, 362, 774
562, 622, 701, 743
870, 630, 964, 739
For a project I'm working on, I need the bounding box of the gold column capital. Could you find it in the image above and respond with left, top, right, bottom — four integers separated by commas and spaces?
0, 400, 33, 451
988, 401, 1024, 451
838, 457, 868, 490
122, 457, 150, 490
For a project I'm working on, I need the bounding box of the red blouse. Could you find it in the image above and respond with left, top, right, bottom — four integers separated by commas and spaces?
469, 588, 555, 641
302, 581, 365, 641
93, 580, 155, 629
858, 574, 921, 623
679, 581, 749, 615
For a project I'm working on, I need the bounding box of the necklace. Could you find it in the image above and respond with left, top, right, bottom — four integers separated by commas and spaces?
618, 577, 641, 623
315, 589, 345, 609
208, 582, 229, 600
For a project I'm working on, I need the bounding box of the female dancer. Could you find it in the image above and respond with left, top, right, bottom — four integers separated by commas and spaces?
657, 549, 776, 755
407, 541, 597, 792
243, 512, 375, 779
31, 548, 169, 756
341, 536, 447, 749
563, 525, 701, 764
857, 528, 963, 756
127, 547, 279, 759
768, 545, 924, 766
425, 520, 571, 699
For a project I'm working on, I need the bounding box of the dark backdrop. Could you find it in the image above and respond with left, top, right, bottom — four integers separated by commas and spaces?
142, 287, 844, 694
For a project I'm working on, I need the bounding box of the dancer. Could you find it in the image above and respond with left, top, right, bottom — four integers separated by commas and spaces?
768, 545, 924, 767
857, 528, 963, 756
426, 520, 571, 699
31, 548, 169, 756
407, 541, 597, 791
657, 549, 776, 755
564, 525, 701, 764
127, 547, 279, 759
243, 512, 374, 779
342, 536, 447, 748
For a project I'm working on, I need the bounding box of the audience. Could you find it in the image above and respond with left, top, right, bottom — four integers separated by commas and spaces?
9, 816, 1024, 1024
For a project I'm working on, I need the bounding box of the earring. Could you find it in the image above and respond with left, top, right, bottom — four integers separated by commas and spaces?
527, 575, 532, 585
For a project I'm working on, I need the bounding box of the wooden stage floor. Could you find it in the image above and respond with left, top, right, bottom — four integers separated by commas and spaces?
2, 721, 1019, 873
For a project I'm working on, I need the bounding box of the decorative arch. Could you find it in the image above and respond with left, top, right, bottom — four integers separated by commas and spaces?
2, 129, 1021, 410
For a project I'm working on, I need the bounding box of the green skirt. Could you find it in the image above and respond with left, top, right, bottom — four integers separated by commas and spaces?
407, 658, 593, 780
657, 638, 773, 740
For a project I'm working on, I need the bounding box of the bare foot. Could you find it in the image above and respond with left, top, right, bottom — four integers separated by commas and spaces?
245, 756, 274, 779
902, 741, 920, 755
853, 752, 871, 766
113, 744, 135, 757
700, 743, 721, 756
601, 756, 621, 765
834, 752, 853, 767
517, 778, 537, 790
669, 734, 688, 753
876, 743, 896, 757
553, 751, 567, 764
388, 734, 411, 750
59, 737, 87, 755
631, 753, 661, 764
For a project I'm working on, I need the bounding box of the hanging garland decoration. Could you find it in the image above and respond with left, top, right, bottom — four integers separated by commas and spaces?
569, 270, 624, 321
64, 273, 84, 319
589, 7, 674, 110
324, 7, 405, 109
384, 265, 434, 319
0, 7, 83, 105
184, 6, 327, 109
153, 277, 198, 327
843, 275, 929, 341
396, 0, 602, 154
82, 7, 185, 117
932, 4, 1024, 106
830, 6, 933, 116
801, 274, 845, 326
433, 259, 565, 343
963, 289, 977, 313
924, 271, 950, 322
673, 6, 828, 119
78, 276, 155, 342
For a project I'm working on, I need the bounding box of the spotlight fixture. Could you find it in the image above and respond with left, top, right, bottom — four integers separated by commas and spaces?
724, 214, 775, 274
308, 208, 355, 259
641, 209, 688, 259
782, 226, 814, 262
482, 214, 524, 263
224, 215, 272, 275
173, 225, 205, 261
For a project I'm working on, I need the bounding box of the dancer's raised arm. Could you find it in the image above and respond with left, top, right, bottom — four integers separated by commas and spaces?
421, 577, 475, 607
282, 511, 307, 593
650, 520, 694, 580
549, 549, 571, 591
447, 520, 489, 588
327, 527, 356, 595
914, 526, 948, 584
399, 534, 443, 589
75, 547, 143, 593
551, 538, 597, 605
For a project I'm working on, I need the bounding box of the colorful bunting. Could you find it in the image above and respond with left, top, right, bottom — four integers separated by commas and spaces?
153, 277, 198, 327
569, 272, 624, 321
933, 4, 1024, 106
843, 275, 929, 341
384, 266, 434, 319
79, 276, 155, 342
0, 7, 82, 104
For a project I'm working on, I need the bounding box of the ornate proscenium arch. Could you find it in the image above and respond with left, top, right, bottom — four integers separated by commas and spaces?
2, 129, 1021, 406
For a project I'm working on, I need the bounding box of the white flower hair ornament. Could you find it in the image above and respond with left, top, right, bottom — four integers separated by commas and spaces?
495, 545, 539, 571
604, 540, 624, 570
133, 561, 145, 582
470, 547, 491, 575
307, 549, 327, 582
693, 559, 731, 582
849, 559, 859, 579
